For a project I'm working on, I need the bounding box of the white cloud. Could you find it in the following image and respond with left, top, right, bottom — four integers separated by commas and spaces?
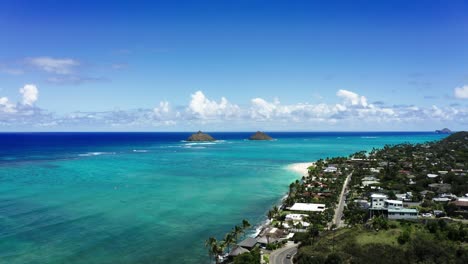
27, 57, 79, 75
250, 98, 278, 119
19, 84, 39, 106
336, 89, 368, 107
0, 97, 16, 113
152, 101, 174, 122
0, 88, 467, 130
187, 91, 240, 119
454, 85, 468, 99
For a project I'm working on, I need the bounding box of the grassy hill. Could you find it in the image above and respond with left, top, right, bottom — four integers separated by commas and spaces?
295, 219, 468, 264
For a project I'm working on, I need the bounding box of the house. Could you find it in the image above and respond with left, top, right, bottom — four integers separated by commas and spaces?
369, 193, 419, 219
256, 227, 286, 246
428, 183, 451, 193
237, 237, 258, 250
432, 197, 451, 203
289, 203, 326, 212
324, 166, 338, 173
388, 208, 418, 220
228, 246, 249, 257
450, 198, 468, 212
354, 199, 370, 209
370, 194, 388, 209
396, 192, 413, 202
285, 213, 307, 222
385, 199, 403, 209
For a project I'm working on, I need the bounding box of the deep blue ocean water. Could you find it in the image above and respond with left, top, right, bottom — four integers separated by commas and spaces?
0, 132, 446, 263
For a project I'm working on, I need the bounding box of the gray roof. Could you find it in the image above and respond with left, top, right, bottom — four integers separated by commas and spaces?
256, 236, 280, 244
237, 237, 257, 248
229, 246, 249, 256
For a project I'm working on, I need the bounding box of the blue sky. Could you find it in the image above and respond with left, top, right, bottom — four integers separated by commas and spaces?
0, 0, 467, 131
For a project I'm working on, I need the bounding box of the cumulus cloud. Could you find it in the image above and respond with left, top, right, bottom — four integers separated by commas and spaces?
454, 85, 468, 99
27, 57, 79, 75
0, 88, 466, 130
336, 89, 368, 107
250, 98, 279, 119
188, 91, 240, 119
20, 84, 39, 106
0, 97, 16, 113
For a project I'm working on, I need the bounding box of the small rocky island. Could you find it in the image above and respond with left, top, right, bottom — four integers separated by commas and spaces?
249, 131, 273, 141
187, 131, 216, 141
435, 128, 452, 134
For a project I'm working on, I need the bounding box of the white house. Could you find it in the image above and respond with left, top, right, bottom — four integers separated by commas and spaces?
370, 194, 388, 209
285, 213, 307, 222
369, 194, 418, 220
290, 203, 326, 212
384, 199, 403, 209
324, 166, 338, 173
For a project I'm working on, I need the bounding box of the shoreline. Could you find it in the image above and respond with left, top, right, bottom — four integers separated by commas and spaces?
286, 161, 315, 177
249, 162, 315, 238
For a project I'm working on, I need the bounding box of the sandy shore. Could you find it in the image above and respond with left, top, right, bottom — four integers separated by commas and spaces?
287, 162, 315, 177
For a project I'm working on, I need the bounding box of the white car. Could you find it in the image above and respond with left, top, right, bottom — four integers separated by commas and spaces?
421, 213, 433, 217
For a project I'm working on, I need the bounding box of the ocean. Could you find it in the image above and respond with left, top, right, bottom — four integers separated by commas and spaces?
0, 132, 446, 264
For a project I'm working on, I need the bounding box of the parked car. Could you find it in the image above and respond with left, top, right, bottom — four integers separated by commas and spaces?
421, 213, 433, 217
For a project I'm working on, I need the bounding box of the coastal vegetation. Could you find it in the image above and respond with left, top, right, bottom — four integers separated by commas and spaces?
206, 131, 467, 263
295, 220, 468, 264
205, 219, 251, 263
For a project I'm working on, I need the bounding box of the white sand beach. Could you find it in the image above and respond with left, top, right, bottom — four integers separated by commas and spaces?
287, 162, 315, 177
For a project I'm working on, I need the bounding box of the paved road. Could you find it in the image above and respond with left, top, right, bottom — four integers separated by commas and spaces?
269, 242, 298, 264
332, 172, 352, 228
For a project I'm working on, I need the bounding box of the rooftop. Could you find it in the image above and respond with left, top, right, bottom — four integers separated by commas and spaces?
388, 208, 418, 213
237, 237, 257, 249
290, 203, 326, 212
371, 193, 387, 198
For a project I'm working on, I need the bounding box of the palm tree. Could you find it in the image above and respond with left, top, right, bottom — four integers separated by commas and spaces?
273, 205, 280, 216
267, 209, 275, 220
205, 237, 217, 262
242, 219, 251, 230
223, 232, 234, 253
211, 243, 221, 264
232, 225, 242, 242
212, 241, 226, 264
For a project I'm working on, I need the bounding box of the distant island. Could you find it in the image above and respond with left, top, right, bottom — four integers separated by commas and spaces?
435, 128, 452, 134
186, 131, 216, 141
249, 131, 273, 141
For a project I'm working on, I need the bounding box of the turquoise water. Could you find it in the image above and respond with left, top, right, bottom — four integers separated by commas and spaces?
0, 132, 445, 263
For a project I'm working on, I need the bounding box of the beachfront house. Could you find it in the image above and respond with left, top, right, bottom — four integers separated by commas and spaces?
289, 202, 326, 212
237, 237, 258, 251
228, 246, 249, 258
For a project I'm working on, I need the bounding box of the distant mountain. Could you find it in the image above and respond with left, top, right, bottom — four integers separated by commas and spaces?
249, 131, 273, 141
187, 131, 215, 141
435, 128, 452, 134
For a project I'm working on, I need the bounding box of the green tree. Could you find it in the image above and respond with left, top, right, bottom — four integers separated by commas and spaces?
205, 237, 217, 262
